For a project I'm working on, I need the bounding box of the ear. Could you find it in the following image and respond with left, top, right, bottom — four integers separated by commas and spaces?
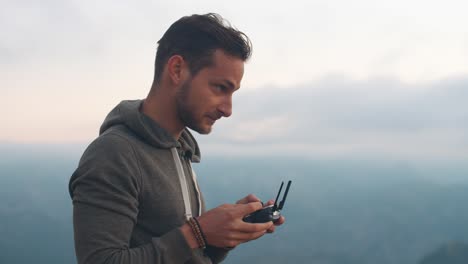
166, 55, 189, 85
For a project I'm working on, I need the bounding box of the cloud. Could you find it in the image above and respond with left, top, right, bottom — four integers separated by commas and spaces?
198, 75, 468, 160
1, 0, 467, 160
228, 115, 294, 142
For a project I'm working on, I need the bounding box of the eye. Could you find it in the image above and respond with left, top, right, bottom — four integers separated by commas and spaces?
215, 84, 227, 92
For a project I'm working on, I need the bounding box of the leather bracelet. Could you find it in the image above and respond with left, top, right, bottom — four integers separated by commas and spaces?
187, 217, 206, 249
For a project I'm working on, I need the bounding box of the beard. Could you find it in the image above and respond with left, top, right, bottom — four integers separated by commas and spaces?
176, 79, 212, 134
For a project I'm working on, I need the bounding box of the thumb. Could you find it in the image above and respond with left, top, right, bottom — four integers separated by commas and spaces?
235, 201, 263, 216
236, 194, 261, 204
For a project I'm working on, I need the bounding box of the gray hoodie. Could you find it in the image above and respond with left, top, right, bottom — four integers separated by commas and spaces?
69, 100, 229, 264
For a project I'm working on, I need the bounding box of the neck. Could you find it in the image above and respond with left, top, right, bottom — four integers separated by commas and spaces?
140, 85, 184, 140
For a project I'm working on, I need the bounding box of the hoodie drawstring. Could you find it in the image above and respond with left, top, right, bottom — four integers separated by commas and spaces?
171, 147, 201, 220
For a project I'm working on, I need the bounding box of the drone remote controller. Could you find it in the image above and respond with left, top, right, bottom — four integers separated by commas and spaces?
243, 180, 292, 223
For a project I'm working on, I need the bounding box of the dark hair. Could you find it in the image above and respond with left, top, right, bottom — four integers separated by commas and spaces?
153, 13, 252, 83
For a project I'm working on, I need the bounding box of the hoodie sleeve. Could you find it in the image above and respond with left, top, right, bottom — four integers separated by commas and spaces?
69, 134, 194, 264
204, 246, 230, 263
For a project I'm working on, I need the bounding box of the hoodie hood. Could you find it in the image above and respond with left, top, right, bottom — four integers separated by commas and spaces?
99, 100, 201, 162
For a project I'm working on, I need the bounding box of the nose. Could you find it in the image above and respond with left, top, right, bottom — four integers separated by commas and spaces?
217, 96, 232, 118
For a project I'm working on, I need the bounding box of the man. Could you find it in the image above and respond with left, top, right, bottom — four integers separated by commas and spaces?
69, 13, 284, 264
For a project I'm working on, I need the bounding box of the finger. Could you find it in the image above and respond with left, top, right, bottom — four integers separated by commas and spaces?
235, 221, 273, 233
267, 225, 276, 233
274, 216, 285, 226
264, 199, 275, 206
222, 229, 268, 248
236, 194, 261, 204
246, 229, 268, 241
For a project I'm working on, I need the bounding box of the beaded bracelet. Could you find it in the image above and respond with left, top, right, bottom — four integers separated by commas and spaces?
192, 217, 208, 247
187, 218, 204, 248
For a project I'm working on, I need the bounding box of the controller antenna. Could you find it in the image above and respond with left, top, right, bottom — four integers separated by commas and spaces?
278, 180, 292, 210
272, 181, 284, 212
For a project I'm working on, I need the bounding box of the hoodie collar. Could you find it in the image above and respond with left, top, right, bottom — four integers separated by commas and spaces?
99, 100, 201, 162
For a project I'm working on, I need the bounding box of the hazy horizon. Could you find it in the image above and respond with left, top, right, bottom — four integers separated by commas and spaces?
2, 149, 468, 263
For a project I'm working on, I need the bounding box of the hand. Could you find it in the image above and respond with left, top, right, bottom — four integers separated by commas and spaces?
237, 194, 285, 233
195, 202, 273, 248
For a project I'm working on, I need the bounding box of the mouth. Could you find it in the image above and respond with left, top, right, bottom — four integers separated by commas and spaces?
206, 116, 217, 125
206, 114, 221, 124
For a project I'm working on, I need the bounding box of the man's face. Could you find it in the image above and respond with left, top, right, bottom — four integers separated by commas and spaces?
176, 50, 244, 134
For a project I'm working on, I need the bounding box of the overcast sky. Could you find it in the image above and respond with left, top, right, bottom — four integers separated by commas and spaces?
2, 0, 467, 160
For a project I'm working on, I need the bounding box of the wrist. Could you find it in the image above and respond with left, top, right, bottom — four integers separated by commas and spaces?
180, 217, 208, 249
